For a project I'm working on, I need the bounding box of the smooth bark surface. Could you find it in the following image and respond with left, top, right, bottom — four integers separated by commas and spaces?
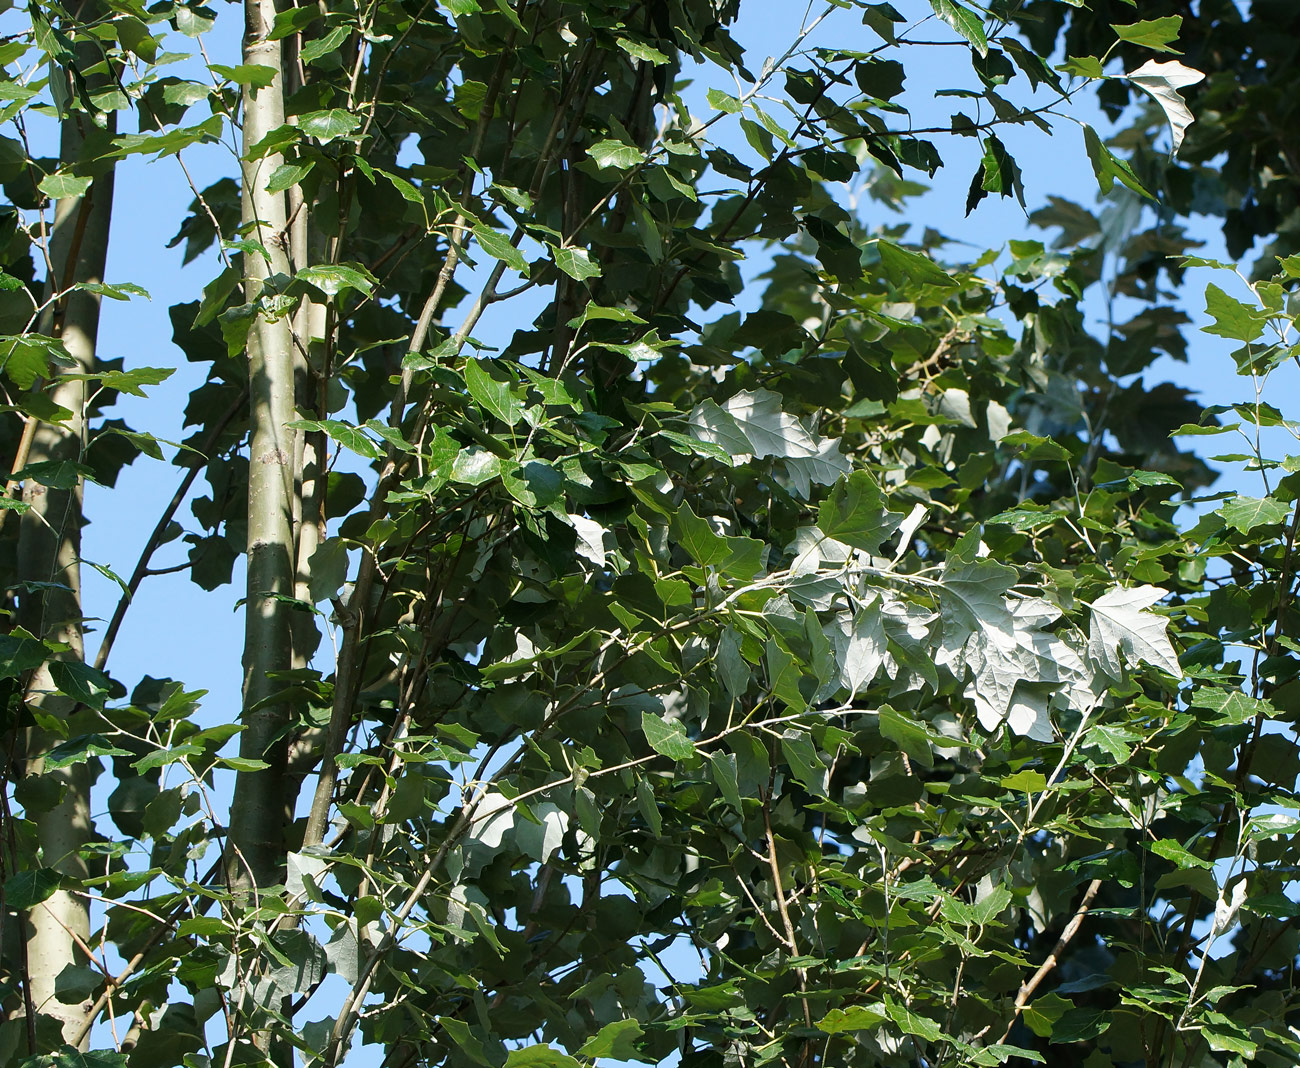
19, 116, 114, 1049
227, 0, 296, 893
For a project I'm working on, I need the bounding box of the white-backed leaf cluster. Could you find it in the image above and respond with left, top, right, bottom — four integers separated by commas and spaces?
937, 560, 1093, 741
1088, 585, 1182, 679
688, 388, 850, 496
776, 546, 1099, 740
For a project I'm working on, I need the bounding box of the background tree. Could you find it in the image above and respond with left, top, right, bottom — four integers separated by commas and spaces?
1, 2, 1298, 1068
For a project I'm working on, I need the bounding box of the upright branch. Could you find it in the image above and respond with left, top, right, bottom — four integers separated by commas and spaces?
227, 0, 296, 892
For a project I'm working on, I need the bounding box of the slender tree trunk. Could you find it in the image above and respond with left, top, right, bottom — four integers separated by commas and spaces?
227, 0, 296, 893
285, 175, 327, 817
18, 115, 115, 1048
287, 130, 326, 679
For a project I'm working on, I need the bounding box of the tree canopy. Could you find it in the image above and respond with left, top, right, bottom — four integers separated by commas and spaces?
3, 2, 1300, 1068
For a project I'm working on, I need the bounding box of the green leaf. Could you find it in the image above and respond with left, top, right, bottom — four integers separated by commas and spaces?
817, 1005, 889, 1033
1218, 495, 1291, 533
376, 168, 423, 204
1022, 992, 1071, 1038
929, 0, 988, 57
133, 744, 202, 773
267, 161, 314, 194
43, 733, 130, 768
95, 365, 171, 395
577, 1019, 643, 1060
876, 239, 961, 291
210, 63, 279, 88
1202, 1022, 1256, 1056
551, 245, 602, 281
707, 751, 743, 812
113, 116, 225, 160
1086, 723, 1137, 763
863, 2, 904, 42
14, 460, 95, 489
752, 105, 795, 148
3, 867, 61, 909
464, 359, 524, 427
986, 504, 1059, 532
1193, 688, 1269, 726
218, 756, 271, 772
174, 5, 216, 35
1203, 282, 1269, 342
245, 123, 300, 161
1247, 812, 1300, 840
616, 38, 670, 64
885, 997, 944, 1041
268, 4, 319, 38
1150, 838, 1212, 869
641, 712, 695, 761
0, 335, 70, 389
879, 705, 934, 768
73, 281, 151, 303
296, 263, 376, 298
0, 630, 48, 678
49, 661, 114, 708
501, 460, 562, 509
779, 728, 824, 793
301, 24, 351, 64
33, 1052, 132, 1068
707, 88, 741, 113
38, 172, 92, 199
1081, 123, 1152, 198
450, 447, 501, 486
817, 470, 901, 553
1058, 56, 1104, 79
966, 133, 1024, 214
567, 301, 647, 327
1112, 15, 1182, 53
503, 1047, 579, 1068
473, 225, 529, 275
630, 199, 662, 262
587, 139, 644, 170
287, 418, 384, 460
297, 108, 360, 142
1000, 769, 1047, 793
439, 1018, 491, 1065
670, 502, 729, 566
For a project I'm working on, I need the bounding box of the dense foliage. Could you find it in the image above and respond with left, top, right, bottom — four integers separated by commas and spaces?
2, 1, 1300, 1067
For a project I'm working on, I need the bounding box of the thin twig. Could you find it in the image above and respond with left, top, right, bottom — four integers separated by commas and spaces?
998, 878, 1103, 1043
764, 793, 812, 1030
0, 412, 40, 532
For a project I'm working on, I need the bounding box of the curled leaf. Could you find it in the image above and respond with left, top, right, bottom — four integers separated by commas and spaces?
1122, 59, 1204, 156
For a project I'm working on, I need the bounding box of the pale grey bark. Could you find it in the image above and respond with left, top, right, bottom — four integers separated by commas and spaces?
288, 181, 325, 672
227, 0, 296, 893
18, 115, 115, 1048
285, 178, 327, 816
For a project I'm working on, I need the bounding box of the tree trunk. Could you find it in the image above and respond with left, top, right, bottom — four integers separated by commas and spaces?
227, 0, 296, 894
18, 114, 115, 1049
